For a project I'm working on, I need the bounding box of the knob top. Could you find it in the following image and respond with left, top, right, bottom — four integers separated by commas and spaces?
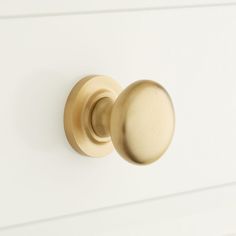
110, 81, 175, 164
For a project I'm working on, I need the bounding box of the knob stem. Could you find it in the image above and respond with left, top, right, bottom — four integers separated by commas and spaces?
92, 97, 114, 138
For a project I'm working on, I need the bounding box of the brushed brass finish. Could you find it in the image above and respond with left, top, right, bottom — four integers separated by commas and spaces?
64, 75, 122, 157
110, 80, 175, 164
64, 75, 175, 165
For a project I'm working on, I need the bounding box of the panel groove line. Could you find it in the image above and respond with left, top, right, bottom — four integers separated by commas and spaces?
0, 181, 236, 232
0, 0, 236, 18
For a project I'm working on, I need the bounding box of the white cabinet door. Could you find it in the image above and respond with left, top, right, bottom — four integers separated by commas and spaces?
1, 183, 236, 235
0, 5, 236, 228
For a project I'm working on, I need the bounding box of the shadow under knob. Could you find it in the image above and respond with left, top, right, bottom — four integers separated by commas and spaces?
64, 75, 175, 165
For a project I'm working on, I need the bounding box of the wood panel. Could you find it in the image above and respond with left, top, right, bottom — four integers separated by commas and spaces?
0, 6, 236, 227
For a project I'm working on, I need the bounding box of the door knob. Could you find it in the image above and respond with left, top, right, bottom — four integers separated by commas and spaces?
64, 75, 175, 165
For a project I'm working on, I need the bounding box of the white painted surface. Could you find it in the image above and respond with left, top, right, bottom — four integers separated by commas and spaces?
1, 183, 236, 235
0, 0, 236, 17
0, 5, 236, 228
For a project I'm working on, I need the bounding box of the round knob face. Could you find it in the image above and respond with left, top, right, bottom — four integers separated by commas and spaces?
110, 80, 175, 165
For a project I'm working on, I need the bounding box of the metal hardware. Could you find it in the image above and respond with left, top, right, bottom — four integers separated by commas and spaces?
64, 75, 175, 165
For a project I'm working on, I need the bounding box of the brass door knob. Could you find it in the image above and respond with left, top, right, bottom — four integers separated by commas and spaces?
64, 75, 175, 165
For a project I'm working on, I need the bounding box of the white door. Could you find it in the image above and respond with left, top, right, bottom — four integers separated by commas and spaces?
0, 0, 236, 234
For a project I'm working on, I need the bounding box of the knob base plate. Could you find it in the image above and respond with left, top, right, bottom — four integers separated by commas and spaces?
64, 75, 122, 157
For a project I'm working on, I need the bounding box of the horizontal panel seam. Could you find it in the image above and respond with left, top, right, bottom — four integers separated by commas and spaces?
1, 180, 236, 232
0, 2, 236, 20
